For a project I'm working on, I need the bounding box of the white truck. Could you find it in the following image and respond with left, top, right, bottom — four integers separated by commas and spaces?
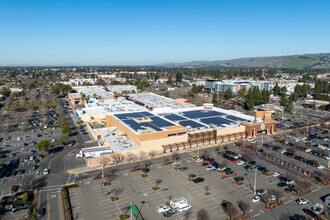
76, 146, 112, 158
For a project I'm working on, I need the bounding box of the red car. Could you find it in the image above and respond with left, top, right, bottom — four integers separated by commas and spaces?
322, 131, 328, 134
230, 158, 237, 162
202, 163, 209, 166
11, 185, 19, 193
303, 209, 319, 219
207, 158, 215, 162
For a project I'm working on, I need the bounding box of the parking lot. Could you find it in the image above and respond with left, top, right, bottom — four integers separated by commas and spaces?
69, 132, 329, 220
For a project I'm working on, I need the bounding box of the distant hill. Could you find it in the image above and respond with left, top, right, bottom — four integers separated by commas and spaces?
163, 53, 330, 69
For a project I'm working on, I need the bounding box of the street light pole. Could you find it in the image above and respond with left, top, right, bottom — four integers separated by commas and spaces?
197, 138, 200, 158
130, 201, 134, 220
254, 167, 258, 194
281, 152, 283, 165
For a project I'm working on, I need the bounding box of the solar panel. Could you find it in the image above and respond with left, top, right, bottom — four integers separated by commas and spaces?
182, 110, 225, 119
227, 115, 246, 121
149, 116, 175, 127
200, 117, 234, 126
164, 114, 186, 121
179, 120, 204, 128
139, 111, 154, 117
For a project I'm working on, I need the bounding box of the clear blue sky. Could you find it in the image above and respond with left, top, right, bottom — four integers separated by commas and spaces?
0, 0, 329, 66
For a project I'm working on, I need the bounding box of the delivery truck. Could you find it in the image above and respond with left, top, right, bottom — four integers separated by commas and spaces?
76, 146, 112, 158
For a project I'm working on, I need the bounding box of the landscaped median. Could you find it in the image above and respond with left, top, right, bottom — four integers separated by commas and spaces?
61, 183, 78, 220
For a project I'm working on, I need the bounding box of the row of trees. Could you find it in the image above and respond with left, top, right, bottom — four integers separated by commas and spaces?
50, 83, 72, 94
245, 87, 270, 109
5, 98, 59, 111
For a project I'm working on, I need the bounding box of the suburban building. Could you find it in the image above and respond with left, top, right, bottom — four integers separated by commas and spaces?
73, 86, 114, 99
214, 80, 270, 94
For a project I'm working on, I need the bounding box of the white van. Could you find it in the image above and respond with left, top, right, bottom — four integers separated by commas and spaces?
177, 204, 191, 212
170, 197, 187, 209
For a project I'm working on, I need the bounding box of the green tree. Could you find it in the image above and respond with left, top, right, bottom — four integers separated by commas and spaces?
137, 80, 150, 90
36, 140, 52, 151
95, 79, 106, 85
166, 77, 173, 85
287, 98, 294, 111
245, 88, 255, 109
273, 83, 281, 96
110, 81, 122, 85
85, 95, 90, 102
175, 72, 183, 83
252, 87, 261, 105
76, 120, 84, 127
58, 134, 69, 144
93, 93, 98, 99
212, 93, 219, 105
224, 88, 233, 100
12, 91, 22, 98
237, 88, 246, 97
280, 86, 287, 95
0, 87, 11, 96
261, 89, 270, 104
61, 126, 72, 135
280, 93, 288, 107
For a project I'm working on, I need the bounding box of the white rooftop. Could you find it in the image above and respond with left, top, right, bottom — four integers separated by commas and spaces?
107, 85, 137, 94
127, 92, 193, 109
81, 98, 145, 115
73, 86, 113, 98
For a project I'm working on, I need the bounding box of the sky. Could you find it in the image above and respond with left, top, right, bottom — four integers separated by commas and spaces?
0, 0, 330, 66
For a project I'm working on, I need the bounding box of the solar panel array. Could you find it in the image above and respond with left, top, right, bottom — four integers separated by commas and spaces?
115, 111, 175, 133
115, 110, 248, 133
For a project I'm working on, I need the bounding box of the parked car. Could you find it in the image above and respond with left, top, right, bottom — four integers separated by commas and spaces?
193, 177, 204, 183
272, 172, 280, 177
237, 161, 244, 166
173, 161, 181, 166
296, 198, 308, 205
196, 158, 203, 162
251, 196, 260, 203
157, 205, 171, 213
177, 204, 191, 212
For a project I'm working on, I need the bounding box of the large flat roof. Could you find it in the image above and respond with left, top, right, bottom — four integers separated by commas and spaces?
113, 107, 255, 134
126, 92, 194, 109
73, 86, 113, 98
79, 98, 145, 116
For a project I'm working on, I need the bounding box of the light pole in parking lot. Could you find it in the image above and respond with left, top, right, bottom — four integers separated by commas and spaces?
281, 152, 283, 165
253, 167, 258, 195
197, 138, 200, 158
129, 201, 134, 220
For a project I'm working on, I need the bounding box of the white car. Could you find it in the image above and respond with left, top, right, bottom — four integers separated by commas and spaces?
17, 137, 22, 140
177, 204, 191, 212
280, 149, 287, 154
269, 195, 277, 201
237, 161, 244, 166
156, 205, 171, 213
51, 138, 56, 143
206, 166, 214, 171
272, 172, 280, 177
286, 180, 295, 185
324, 138, 329, 141
217, 167, 226, 171
296, 198, 308, 205
247, 138, 254, 142
285, 141, 289, 145
43, 168, 49, 175
196, 158, 203, 163
29, 156, 35, 161
319, 145, 326, 150
173, 161, 181, 166
257, 190, 267, 196
305, 148, 311, 153
251, 196, 260, 203
317, 165, 325, 169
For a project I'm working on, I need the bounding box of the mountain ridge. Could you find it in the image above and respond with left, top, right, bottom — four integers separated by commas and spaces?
160, 53, 330, 69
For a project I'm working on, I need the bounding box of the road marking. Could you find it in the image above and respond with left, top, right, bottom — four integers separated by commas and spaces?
284, 200, 293, 204
253, 213, 261, 217
312, 189, 319, 193
47, 193, 50, 220
259, 210, 264, 213
51, 194, 57, 199
66, 174, 72, 185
